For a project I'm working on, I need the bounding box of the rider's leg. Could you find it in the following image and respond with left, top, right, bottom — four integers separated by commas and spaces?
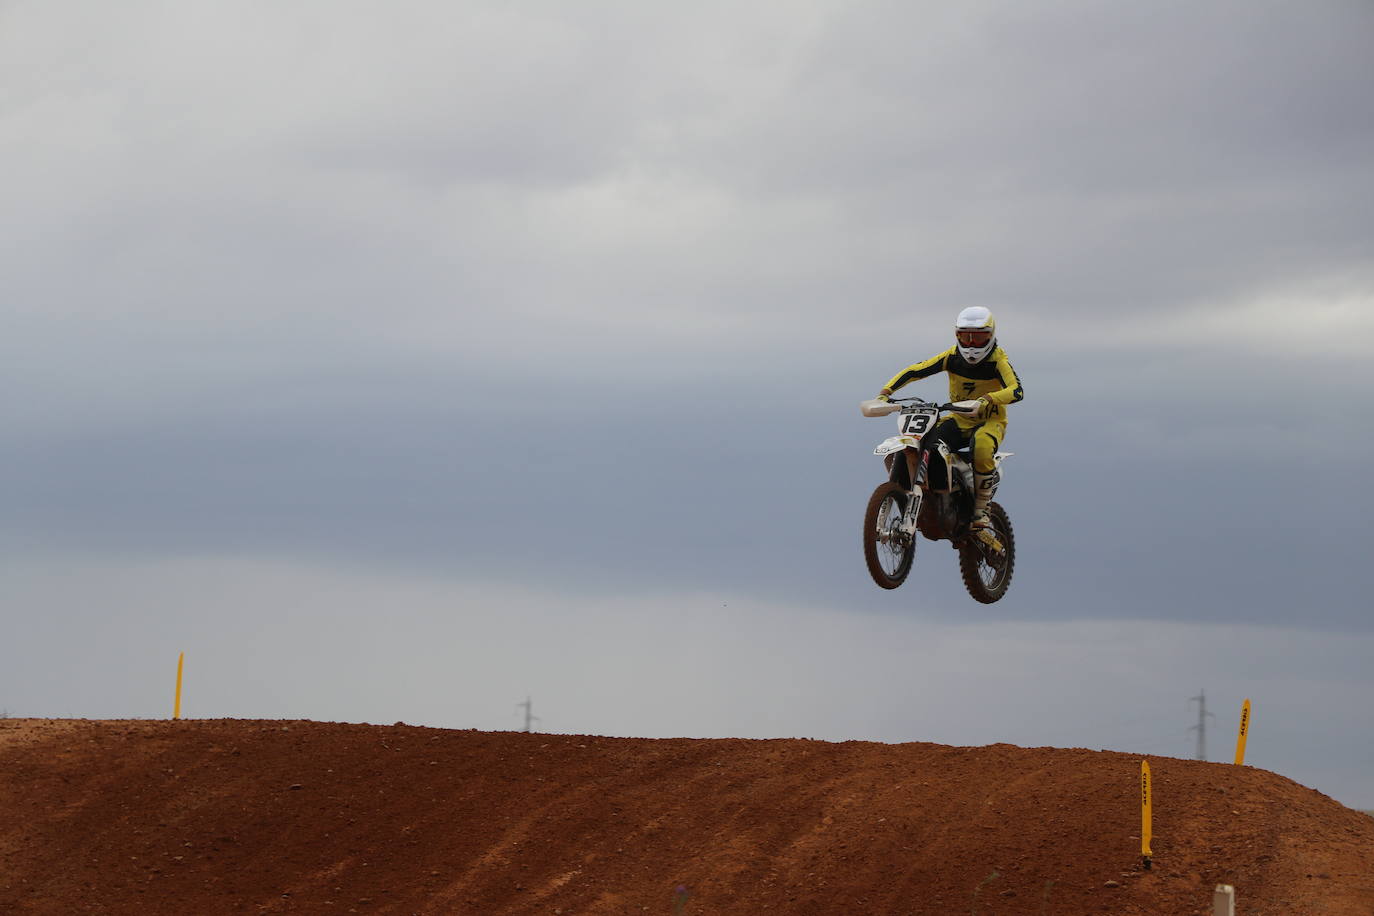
970, 423, 1004, 529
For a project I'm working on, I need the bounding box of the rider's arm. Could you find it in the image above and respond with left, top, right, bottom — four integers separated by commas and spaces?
882, 349, 953, 395
981, 351, 1025, 407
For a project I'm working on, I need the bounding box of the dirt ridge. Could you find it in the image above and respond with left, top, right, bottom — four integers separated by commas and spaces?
2, 719, 1371, 914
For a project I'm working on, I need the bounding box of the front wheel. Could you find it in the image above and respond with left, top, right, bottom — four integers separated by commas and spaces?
958, 501, 1015, 604
864, 482, 915, 589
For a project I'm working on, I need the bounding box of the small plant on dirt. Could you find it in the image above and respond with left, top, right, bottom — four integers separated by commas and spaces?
1039, 878, 1055, 915
672, 885, 690, 915
969, 869, 1000, 915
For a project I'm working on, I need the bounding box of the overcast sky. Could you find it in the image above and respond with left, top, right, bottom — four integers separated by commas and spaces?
3, 1, 1372, 808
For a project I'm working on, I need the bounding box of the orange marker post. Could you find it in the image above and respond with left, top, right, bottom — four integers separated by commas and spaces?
174, 652, 185, 720
1141, 760, 1153, 870
1234, 698, 1251, 766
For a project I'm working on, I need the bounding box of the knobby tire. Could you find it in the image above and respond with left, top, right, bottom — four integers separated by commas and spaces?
958, 501, 1015, 604
863, 481, 915, 589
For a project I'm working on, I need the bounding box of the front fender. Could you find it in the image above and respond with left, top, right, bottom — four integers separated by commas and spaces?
874, 436, 919, 457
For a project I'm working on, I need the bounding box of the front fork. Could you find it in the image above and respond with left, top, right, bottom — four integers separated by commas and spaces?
899, 489, 923, 538
898, 447, 927, 537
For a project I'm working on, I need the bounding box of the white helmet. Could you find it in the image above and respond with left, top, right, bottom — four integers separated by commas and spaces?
955, 306, 997, 364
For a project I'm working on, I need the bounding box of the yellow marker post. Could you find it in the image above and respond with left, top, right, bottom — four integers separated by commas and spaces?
1141, 760, 1153, 870
1234, 698, 1251, 766
174, 652, 185, 720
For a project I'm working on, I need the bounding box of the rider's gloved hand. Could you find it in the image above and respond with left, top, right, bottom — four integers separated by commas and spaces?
976, 396, 995, 419
876, 388, 893, 402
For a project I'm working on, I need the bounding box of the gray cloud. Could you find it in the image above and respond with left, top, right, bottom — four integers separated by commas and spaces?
5, 351, 1368, 630
6, 1, 1371, 361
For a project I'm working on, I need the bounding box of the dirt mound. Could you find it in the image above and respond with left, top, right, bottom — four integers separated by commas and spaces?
1, 719, 1370, 914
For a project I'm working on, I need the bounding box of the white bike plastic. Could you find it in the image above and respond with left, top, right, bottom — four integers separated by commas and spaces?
859, 399, 900, 417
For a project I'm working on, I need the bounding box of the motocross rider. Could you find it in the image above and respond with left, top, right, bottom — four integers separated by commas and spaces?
876, 306, 1024, 534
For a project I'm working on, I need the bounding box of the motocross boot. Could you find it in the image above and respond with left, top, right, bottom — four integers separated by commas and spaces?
970, 469, 999, 531
970, 470, 1004, 554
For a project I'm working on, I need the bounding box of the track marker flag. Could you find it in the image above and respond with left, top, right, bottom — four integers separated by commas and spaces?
174, 652, 185, 720
1141, 760, 1153, 869
1234, 698, 1251, 765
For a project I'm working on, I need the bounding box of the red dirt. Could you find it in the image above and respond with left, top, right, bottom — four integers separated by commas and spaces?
1, 719, 1370, 915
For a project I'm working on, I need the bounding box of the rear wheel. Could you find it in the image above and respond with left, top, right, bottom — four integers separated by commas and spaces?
958, 501, 1015, 603
863, 482, 915, 589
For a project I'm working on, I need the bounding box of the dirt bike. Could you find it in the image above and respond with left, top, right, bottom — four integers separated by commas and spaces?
859, 396, 1016, 603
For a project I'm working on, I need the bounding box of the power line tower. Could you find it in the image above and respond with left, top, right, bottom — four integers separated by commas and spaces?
1189, 689, 1216, 761
518, 696, 540, 734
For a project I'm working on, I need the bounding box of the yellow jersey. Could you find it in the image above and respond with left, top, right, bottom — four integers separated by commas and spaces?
883, 346, 1024, 425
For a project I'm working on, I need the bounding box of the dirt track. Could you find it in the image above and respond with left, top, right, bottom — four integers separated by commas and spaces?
1, 719, 1370, 914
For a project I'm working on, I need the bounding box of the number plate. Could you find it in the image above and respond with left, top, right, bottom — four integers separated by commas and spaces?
900, 406, 939, 438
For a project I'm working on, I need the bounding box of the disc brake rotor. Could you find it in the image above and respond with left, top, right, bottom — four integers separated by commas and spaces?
878, 499, 905, 547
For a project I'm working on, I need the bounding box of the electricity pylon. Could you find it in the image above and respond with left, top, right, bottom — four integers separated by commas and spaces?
518, 696, 540, 734
1189, 689, 1216, 761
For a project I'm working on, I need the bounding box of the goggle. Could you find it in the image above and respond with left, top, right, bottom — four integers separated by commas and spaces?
956, 329, 992, 347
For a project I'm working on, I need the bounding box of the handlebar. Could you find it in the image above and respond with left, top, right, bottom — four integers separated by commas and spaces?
886, 397, 955, 410
861, 396, 978, 418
